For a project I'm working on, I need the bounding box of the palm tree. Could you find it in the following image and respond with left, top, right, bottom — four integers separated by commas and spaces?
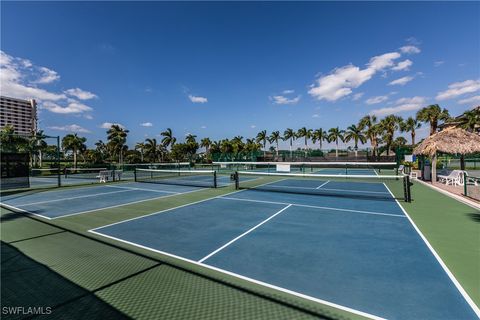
256, 130, 268, 157
457, 108, 480, 132
107, 124, 129, 164
200, 137, 212, 155
358, 115, 380, 157
328, 127, 345, 158
416, 104, 450, 136
31, 130, 47, 167
312, 129, 327, 151
231, 136, 244, 157
161, 128, 176, 149
297, 127, 313, 156
344, 125, 367, 158
220, 139, 233, 160
144, 138, 160, 162
62, 133, 87, 168
269, 131, 282, 158
185, 133, 197, 144
95, 140, 108, 161
245, 138, 261, 152
401, 117, 422, 145
379, 115, 403, 155
135, 142, 145, 162
283, 128, 296, 158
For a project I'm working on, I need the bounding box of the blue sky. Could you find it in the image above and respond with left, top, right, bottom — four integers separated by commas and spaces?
1, 1, 479, 149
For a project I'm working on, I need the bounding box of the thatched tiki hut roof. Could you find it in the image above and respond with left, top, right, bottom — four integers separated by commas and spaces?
413, 127, 480, 156
413, 127, 480, 182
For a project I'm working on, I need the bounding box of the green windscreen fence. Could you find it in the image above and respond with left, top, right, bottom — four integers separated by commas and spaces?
1, 152, 30, 190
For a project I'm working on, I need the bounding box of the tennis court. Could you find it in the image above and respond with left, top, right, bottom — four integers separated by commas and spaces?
89, 173, 478, 319
0, 182, 207, 219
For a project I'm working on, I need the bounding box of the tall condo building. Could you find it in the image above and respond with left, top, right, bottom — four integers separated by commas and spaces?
0, 96, 38, 135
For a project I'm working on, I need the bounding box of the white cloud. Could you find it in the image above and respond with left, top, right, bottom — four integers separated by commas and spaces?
0, 51, 95, 116
100, 122, 124, 129
200, 125, 207, 129
436, 79, 480, 101
434, 61, 445, 67
282, 89, 294, 94
47, 124, 90, 133
391, 59, 413, 71
41, 101, 93, 114
365, 95, 389, 105
34, 67, 60, 84
188, 95, 208, 103
312, 114, 320, 118
399, 45, 421, 54
140, 122, 153, 127
370, 96, 426, 116
270, 95, 301, 105
389, 76, 414, 86
308, 51, 401, 101
458, 95, 480, 105
65, 88, 97, 100
352, 92, 364, 101
84, 114, 93, 120
250, 124, 256, 129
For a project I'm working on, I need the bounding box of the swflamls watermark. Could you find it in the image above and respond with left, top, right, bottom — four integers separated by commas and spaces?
2, 306, 52, 315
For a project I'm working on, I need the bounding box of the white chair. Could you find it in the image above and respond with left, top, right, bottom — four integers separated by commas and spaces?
438, 170, 465, 186
98, 170, 111, 183
398, 165, 418, 179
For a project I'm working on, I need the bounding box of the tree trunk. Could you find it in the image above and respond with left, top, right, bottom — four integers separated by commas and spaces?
39, 150, 43, 167
289, 140, 292, 159
411, 132, 415, 145
432, 152, 437, 182
73, 148, 77, 169
430, 121, 437, 136
335, 141, 338, 158
460, 154, 465, 170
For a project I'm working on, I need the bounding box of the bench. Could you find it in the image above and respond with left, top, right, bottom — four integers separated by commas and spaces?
438, 170, 465, 186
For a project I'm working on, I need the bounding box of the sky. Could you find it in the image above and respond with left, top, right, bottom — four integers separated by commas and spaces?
1, 1, 479, 149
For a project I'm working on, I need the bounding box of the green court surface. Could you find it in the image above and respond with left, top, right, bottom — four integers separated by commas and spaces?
1, 179, 479, 319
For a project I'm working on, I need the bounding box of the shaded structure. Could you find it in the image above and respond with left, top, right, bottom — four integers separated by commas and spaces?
413, 127, 480, 181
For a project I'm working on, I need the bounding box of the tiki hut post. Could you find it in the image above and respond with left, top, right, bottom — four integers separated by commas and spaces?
431, 152, 437, 182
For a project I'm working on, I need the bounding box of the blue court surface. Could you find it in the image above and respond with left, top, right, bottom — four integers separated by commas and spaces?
91, 179, 478, 319
0, 182, 206, 219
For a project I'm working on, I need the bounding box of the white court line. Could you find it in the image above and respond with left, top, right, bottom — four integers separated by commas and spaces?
0, 185, 207, 221
92, 178, 288, 230
15, 189, 135, 207
260, 183, 390, 195
87, 229, 384, 320
0, 202, 53, 220
218, 196, 405, 218
198, 204, 292, 263
316, 181, 330, 189
51, 186, 208, 220
105, 184, 179, 194
382, 183, 480, 318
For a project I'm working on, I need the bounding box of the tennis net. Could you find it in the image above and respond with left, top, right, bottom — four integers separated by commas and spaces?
134, 168, 217, 188
213, 161, 397, 175
234, 171, 411, 202
65, 168, 108, 179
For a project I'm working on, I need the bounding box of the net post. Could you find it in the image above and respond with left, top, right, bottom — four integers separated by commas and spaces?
234, 171, 239, 189
134, 168, 138, 182
404, 175, 412, 202
213, 171, 217, 188
463, 172, 467, 196
56, 135, 61, 187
